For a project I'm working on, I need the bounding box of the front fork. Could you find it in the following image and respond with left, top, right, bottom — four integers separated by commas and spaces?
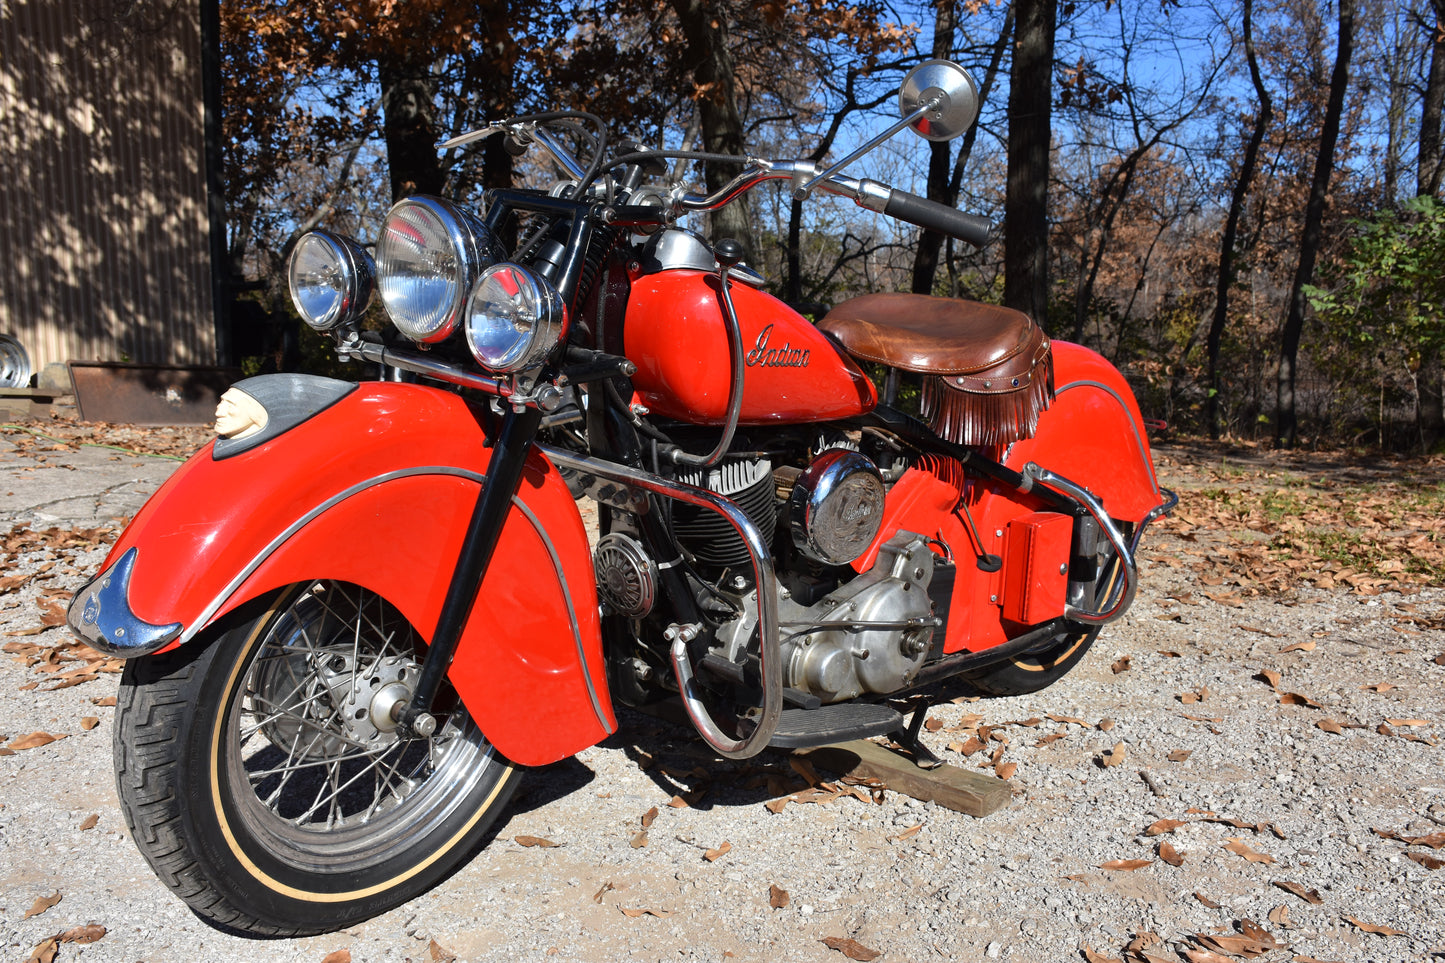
399, 405, 544, 737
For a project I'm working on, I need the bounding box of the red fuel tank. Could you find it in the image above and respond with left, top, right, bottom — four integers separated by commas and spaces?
623, 269, 877, 424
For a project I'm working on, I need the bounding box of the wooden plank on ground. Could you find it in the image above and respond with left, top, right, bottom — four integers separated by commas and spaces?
801, 739, 1012, 818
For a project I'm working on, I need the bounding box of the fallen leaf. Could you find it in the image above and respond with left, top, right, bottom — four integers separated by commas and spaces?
1047, 713, 1090, 727
790, 756, 823, 787
1256, 669, 1282, 689
1158, 650, 1182, 657
955, 735, 985, 756
1158, 842, 1184, 866
620, 907, 672, 919
1082, 949, 1123, 963
80, 717, 100, 731
8, 732, 66, 751
1194, 892, 1222, 909
1341, 915, 1407, 937
704, 841, 732, 862
91, 696, 116, 707
592, 881, 614, 903
429, 940, 457, 963
924, 717, 942, 731
1237, 919, 1281, 948
1097, 718, 1115, 731
1112, 656, 1131, 674
1272, 880, 1323, 904
995, 761, 1017, 779
629, 830, 648, 849
24, 892, 61, 919
1268, 904, 1289, 926
514, 835, 559, 848
1100, 742, 1126, 767
668, 795, 691, 809
1406, 851, 1443, 870
640, 806, 658, 828
1279, 692, 1321, 708
892, 824, 923, 840
769, 884, 790, 909
78, 814, 98, 831
1168, 749, 1192, 762
55, 924, 105, 945
1033, 732, 1067, 748
1435, 652, 1445, 666
1385, 718, 1429, 727
1182, 947, 1233, 963
26, 937, 58, 963
1182, 712, 1225, 723
1316, 719, 1345, 734
1359, 682, 1396, 692
1224, 838, 1276, 863
765, 797, 789, 815
321, 951, 352, 963
1100, 859, 1153, 871
1281, 641, 1316, 653
1145, 818, 1187, 836
1401, 831, 1445, 848
820, 936, 881, 961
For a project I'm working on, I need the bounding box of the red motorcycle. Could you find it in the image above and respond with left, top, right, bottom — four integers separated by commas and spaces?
68, 62, 1172, 935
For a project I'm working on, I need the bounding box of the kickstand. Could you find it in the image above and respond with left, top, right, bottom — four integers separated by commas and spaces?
892, 696, 945, 770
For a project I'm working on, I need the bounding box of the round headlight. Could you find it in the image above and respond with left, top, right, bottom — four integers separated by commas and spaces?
375, 196, 503, 343
287, 230, 375, 331
464, 263, 568, 373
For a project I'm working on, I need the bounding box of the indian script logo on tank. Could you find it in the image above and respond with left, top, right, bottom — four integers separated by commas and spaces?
745, 324, 810, 368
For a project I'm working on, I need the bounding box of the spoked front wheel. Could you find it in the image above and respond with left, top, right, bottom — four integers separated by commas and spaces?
114, 581, 519, 936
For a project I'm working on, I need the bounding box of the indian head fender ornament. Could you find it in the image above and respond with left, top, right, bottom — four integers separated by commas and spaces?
745, 323, 811, 368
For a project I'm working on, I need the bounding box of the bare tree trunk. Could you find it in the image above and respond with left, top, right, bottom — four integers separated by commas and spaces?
670, 0, 757, 262
912, 2, 1013, 297
379, 56, 444, 200
1004, 0, 1054, 328
1208, 0, 1272, 438
1420, 0, 1445, 196
1277, 0, 1354, 447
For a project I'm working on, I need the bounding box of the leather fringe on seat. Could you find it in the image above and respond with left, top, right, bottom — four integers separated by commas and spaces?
919, 352, 1055, 447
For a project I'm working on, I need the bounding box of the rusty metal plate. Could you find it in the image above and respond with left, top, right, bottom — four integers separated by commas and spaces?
68, 362, 242, 425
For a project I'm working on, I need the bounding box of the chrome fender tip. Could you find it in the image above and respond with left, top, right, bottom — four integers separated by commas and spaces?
67, 548, 183, 657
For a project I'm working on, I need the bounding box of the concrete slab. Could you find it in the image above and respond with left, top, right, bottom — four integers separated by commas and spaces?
0, 430, 184, 529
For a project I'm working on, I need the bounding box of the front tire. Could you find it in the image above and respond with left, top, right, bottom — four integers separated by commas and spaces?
114, 581, 520, 936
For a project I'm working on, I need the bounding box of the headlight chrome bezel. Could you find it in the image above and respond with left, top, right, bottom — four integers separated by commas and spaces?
287, 230, 376, 331
463, 262, 569, 374
375, 195, 505, 344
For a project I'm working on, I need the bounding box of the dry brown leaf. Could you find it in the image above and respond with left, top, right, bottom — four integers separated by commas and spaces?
1168, 749, 1193, 762
429, 940, 457, 963
629, 830, 648, 849
1279, 692, 1321, 708
1179, 690, 1203, 705
892, 823, 923, 841
1124, 933, 1163, 953
765, 797, 789, 815
1268, 904, 1289, 926
1406, 851, 1444, 870
1033, 732, 1067, 748
640, 805, 658, 828
91, 695, 116, 707
1097, 718, 1116, 731
1272, 880, 1323, 904
1101, 742, 1126, 767
1182, 948, 1233, 963
514, 835, 559, 848
1181, 712, 1224, 723
1112, 656, 1131, 674
1224, 838, 1276, 864
1257, 668, 1283, 689
1360, 682, 1396, 692
1341, 915, 1407, 937
769, 883, 790, 908
78, 813, 98, 831
1402, 831, 1445, 848
790, 755, 823, 787
819, 936, 881, 961
1100, 858, 1153, 871
8, 732, 66, 751
1281, 641, 1316, 653
1435, 652, 1445, 666
1047, 713, 1090, 727
955, 735, 985, 756
1385, 718, 1429, 726
1158, 842, 1184, 866
1158, 649, 1182, 657
1316, 718, 1345, 734
26, 937, 58, 963
1194, 892, 1223, 909
668, 794, 691, 809
995, 761, 1017, 779
592, 881, 614, 903
924, 717, 942, 731
321, 951, 352, 963
55, 924, 105, 945
24, 892, 61, 919
704, 840, 732, 862
1145, 818, 1187, 836
620, 907, 673, 919
1238, 919, 1281, 948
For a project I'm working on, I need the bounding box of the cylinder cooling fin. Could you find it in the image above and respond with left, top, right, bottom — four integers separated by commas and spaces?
671, 459, 776, 570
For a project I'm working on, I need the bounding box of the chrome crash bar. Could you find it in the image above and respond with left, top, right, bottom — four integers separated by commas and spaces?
535, 443, 783, 760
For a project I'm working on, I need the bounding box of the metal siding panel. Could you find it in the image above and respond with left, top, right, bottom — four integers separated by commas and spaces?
0, 0, 214, 377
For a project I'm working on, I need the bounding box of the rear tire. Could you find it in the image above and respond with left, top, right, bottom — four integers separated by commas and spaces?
114, 581, 519, 936
957, 625, 1101, 696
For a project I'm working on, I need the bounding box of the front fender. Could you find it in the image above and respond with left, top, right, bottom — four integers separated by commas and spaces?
69, 378, 613, 766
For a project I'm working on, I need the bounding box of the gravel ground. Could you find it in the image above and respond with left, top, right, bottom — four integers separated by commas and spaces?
1, 426, 1442, 963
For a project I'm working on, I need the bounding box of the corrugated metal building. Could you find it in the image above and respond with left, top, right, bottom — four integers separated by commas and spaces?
0, 0, 217, 375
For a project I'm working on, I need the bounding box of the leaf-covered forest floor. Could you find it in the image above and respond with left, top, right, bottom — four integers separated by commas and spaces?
1, 425, 1442, 963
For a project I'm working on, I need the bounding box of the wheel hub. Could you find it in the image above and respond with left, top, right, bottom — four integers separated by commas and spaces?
330, 656, 418, 745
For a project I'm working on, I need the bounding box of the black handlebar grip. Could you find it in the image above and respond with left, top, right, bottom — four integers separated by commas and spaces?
883, 189, 995, 248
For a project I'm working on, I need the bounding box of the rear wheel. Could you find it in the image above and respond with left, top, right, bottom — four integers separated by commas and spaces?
114, 581, 519, 936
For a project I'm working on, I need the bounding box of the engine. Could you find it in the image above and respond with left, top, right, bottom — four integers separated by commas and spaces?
713, 532, 939, 702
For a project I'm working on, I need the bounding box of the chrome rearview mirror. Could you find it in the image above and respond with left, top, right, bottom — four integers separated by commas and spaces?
900, 60, 979, 142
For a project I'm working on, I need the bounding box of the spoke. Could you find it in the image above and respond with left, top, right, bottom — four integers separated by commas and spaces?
240, 681, 332, 740
364, 741, 420, 820
298, 739, 412, 826
245, 745, 384, 783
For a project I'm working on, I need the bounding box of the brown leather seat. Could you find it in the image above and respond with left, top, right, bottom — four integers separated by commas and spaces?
818, 293, 1053, 446
819, 293, 1041, 378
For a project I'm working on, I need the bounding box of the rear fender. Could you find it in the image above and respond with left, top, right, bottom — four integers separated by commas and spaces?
70, 378, 613, 766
